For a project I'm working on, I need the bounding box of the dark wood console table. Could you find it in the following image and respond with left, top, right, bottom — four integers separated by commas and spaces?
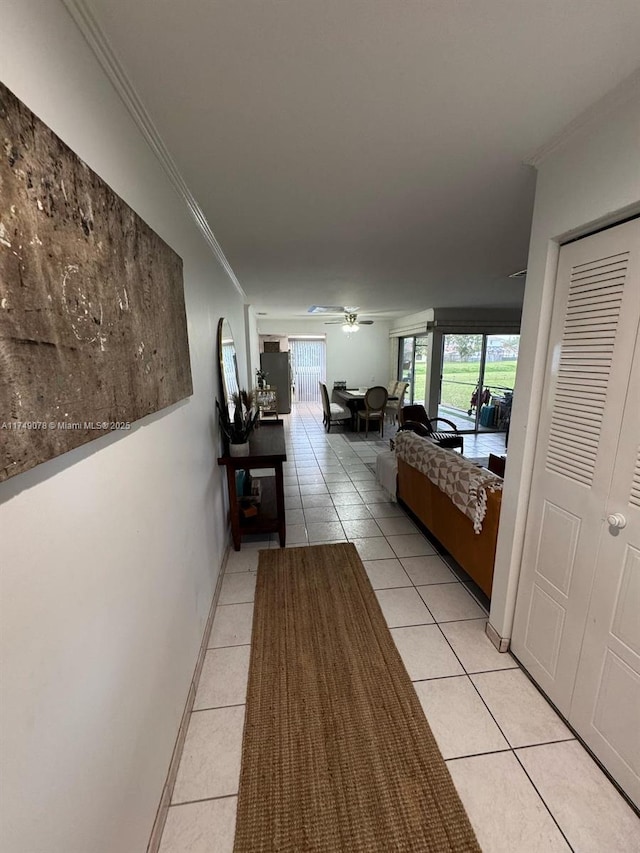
218, 420, 287, 550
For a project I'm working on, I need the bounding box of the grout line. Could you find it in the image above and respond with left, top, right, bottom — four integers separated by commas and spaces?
423, 615, 487, 624
511, 651, 640, 818
411, 663, 519, 682
408, 609, 577, 848
512, 736, 578, 749
436, 632, 576, 845
443, 746, 514, 762
169, 793, 239, 808
191, 703, 246, 714
511, 749, 577, 851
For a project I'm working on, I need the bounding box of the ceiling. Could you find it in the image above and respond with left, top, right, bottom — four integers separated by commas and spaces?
84, 0, 640, 320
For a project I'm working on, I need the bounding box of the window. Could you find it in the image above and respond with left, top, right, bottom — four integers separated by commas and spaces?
289, 338, 326, 403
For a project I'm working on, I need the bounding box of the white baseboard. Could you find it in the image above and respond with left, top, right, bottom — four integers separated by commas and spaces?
146, 543, 230, 853
485, 620, 511, 653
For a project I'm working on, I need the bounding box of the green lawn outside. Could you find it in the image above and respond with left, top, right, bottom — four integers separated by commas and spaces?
407, 360, 517, 411
413, 363, 426, 402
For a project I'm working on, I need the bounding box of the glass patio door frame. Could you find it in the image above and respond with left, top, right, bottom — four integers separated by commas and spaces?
439, 332, 518, 434
397, 335, 429, 405
398, 337, 415, 404
470, 335, 488, 433
438, 334, 488, 433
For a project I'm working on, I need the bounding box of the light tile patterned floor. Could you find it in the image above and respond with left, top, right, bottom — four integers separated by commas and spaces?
158, 403, 640, 853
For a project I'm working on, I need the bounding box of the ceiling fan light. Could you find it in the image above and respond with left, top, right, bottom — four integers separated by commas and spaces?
342, 322, 359, 333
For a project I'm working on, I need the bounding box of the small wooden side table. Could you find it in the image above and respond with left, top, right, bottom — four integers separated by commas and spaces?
218, 420, 287, 550
488, 453, 506, 478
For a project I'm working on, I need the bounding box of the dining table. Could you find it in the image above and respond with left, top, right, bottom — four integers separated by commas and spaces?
333, 388, 398, 431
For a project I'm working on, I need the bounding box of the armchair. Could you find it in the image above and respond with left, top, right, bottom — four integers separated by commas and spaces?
398, 404, 464, 453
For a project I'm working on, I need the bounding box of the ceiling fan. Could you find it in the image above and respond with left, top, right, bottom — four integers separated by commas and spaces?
324, 311, 374, 329
307, 306, 374, 332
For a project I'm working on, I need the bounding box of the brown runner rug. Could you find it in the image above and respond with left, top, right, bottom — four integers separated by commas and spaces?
234, 543, 481, 852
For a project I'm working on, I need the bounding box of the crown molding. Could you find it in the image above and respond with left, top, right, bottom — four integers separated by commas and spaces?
62, 0, 247, 301
525, 67, 640, 168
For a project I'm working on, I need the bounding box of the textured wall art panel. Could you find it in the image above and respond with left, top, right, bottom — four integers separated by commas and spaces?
0, 83, 193, 481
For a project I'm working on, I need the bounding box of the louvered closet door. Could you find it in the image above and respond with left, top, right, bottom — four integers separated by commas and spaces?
569, 330, 640, 808
512, 218, 640, 721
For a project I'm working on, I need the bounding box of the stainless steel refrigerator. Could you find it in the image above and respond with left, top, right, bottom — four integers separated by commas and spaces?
260, 352, 292, 414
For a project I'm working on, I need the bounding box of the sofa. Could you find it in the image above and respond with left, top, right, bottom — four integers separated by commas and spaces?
394, 431, 503, 597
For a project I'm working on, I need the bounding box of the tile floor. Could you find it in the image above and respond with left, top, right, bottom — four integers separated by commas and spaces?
159, 404, 640, 853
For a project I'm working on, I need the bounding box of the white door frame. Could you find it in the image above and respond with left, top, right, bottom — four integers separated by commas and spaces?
488, 212, 640, 651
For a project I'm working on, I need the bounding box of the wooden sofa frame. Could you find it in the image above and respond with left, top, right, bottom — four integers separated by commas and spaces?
396, 457, 502, 598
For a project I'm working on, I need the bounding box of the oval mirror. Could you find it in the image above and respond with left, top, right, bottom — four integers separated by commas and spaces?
217, 317, 240, 404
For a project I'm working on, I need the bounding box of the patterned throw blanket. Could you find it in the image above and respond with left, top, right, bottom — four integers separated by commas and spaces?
395, 431, 503, 533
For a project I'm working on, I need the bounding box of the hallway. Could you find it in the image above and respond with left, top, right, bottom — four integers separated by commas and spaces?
157, 405, 639, 852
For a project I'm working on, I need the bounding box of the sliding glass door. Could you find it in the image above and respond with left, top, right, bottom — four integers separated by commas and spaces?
398, 336, 429, 404
438, 334, 519, 433
439, 335, 483, 430
483, 334, 518, 433
289, 338, 325, 403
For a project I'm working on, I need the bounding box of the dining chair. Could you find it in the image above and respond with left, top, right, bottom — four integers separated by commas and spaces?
386, 380, 408, 423
319, 382, 351, 432
397, 404, 464, 452
357, 385, 388, 438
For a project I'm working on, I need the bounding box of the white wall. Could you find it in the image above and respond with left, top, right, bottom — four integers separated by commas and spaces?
489, 76, 640, 642
259, 334, 290, 352
257, 318, 392, 391
0, 3, 245, 852
244, 304, 261, 384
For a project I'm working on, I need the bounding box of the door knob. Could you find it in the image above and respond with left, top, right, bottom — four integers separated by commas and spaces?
607, 513, 627, 529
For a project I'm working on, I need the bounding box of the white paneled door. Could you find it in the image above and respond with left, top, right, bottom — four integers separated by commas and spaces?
570, 340, 640, 805
512, 218, 640, 808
